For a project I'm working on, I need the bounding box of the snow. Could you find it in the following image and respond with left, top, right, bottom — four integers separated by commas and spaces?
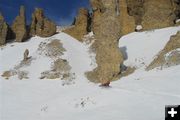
175, 19, 180, 24
119, 26, 180, 69
135, 25, 143, 31
165, 48, 180, 58
0, 26, 180, 120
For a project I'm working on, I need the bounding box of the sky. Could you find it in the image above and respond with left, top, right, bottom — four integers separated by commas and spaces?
0, 0, 90, 26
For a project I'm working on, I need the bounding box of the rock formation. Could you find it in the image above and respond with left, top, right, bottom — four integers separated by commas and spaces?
91, 0, 136, 36
30, 8, 56, 37
12, 6, 27, 42
64, 8, 89, 41
126, 0, 145, 25
23, 49, 29, 61
0, 13, 8, 45
173, 0, 180, 24
119, 0, 136, 35
142, 0, 176, 30
87, 0, 124, 85
146, 31, 180, 70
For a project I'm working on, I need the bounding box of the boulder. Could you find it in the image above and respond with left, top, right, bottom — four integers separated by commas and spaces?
87, 0, 124, 84
30, 8, 56, 37
64, 8, 89, 41
12, 6, 27, 42
142, 0, 176, 30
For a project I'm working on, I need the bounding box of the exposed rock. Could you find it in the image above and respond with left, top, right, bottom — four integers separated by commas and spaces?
1, 70, 29, 80
11, 6, 27, 42
146, 31, 180, 70
37, 39, 66, 58
87, 0, 124, 84
30, 8, 56, 37
142, 0, 176, 30
64, 8, 89, 41
173, 0, 180, 21
119, 0, 136, 35
23, 49, 29, 61
0, 13, 8, 45
91, 0, 135, 36
90, 0, 105, 35
126, 0, 145, 25
40, 58, 72, 80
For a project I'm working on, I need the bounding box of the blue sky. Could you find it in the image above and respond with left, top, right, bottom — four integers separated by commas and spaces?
0, 0, 90, 26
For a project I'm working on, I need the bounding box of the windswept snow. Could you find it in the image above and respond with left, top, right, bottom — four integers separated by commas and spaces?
0, 26, 180, 120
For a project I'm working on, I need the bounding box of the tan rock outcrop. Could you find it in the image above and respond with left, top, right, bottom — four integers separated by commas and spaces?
142, 0, 176, 30
0, 13, 8, 45
147, 31, 180, 70
119, 0, 136, 35
87, 0, 124, 85
64, 8, 89, 41
91, 0, 135, 36
126, 0, 145, 25
12, 6, 27, 42
173, 0, 180, 24
30, 8, 56, 37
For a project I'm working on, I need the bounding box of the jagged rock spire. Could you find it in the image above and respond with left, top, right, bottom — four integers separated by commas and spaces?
0, 13, 8, 45
30, 8, 56, 37
11, 5, 27, 42
63, 8, 90, 41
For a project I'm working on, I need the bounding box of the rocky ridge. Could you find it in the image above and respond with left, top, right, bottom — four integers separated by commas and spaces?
147, 31, 180, 70
0, 6, 56, 46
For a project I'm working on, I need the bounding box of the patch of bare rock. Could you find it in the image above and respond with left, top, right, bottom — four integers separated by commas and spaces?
146, 31, 180, 70
1, 51, 33, 80
38, 39, 75, 84
38, 39, 66, 58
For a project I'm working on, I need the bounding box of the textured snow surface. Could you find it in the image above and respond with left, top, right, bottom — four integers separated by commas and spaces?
0, 26, 180, 120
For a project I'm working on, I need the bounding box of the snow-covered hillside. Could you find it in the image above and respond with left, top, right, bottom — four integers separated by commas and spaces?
0, 26, 180, 120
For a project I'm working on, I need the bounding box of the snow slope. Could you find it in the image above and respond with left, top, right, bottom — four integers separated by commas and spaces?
119, 27, 180, 69
0, 26, 180, 120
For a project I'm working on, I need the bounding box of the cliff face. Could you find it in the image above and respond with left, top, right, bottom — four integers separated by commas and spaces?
126, 0, 145, 25
119, 0, 136, 35
91, 0, 178, 36
64, 8, 89, 41
142, 0, 176, 30
126, 0, 178, 30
